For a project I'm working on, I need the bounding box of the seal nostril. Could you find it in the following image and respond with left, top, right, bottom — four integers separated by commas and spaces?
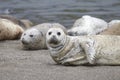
52, 35, 56, 39
29, 35, 33, 37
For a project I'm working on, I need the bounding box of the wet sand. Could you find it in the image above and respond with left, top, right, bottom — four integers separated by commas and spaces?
0, 40, 120, 80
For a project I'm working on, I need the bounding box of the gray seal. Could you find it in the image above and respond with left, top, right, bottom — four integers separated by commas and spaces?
46, 27, 120, 66
68, 15, 108, 36
0, 18, 24, 40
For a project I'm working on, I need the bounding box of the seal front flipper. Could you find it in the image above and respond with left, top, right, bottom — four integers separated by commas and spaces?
80, 39, 96, 64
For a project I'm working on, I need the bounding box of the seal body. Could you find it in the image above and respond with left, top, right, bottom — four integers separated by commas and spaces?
21, 23, 67, 50
100, 20, 120, 35
80, 35, 120, 65
47, 36, 88, 65
0, 18, 24, 40
46, 28, 120, 66
68, 15, 108, 36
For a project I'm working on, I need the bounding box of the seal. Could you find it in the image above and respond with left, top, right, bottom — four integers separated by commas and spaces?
67, 15, 108, 36
0, 18, 24, 40
46, 27, 120, 66
0, 15, 33, 29
100, 20, 120, 35
21, 23, 67, 50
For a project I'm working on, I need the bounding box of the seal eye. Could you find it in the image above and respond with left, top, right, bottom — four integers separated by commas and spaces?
29, 35, 33, 37
24, 33, 26, 35
57, 32, 61, 36
48, 32, 52, 35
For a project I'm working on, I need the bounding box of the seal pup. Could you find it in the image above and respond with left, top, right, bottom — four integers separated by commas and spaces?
0, 18, 24, 40
67, 15, 108, 36
100, 20, 120, 35
21, 23, 67, 50
46, 27, 120, 66
46, 27, 89, 65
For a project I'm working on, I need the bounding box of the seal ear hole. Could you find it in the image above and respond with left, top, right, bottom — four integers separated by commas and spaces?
57, 32, 61, 36
29, 35, 33, 37
48, 32, 52, 35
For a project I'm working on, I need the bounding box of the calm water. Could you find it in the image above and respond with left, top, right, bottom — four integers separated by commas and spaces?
0, 0, 120, 28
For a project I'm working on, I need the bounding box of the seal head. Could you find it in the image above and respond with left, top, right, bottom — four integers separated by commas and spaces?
46, 27, 66, 48
21, 28, 44, 49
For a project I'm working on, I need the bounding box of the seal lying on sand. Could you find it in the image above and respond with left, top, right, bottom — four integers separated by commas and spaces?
100, 20, 120, 35
21, 23, 67, 50
67, 15, 108, 36
0, 18, 24, 40
46, 27, 120, 66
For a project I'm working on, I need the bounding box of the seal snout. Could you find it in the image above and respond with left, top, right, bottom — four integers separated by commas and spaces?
21, 38, 29, 45
49, 35, 59, 44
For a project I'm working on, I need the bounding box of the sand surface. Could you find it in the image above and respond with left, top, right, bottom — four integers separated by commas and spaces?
0, 40, 120, 80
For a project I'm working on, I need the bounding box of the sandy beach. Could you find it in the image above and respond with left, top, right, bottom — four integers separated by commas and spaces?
0, 40, 120, 80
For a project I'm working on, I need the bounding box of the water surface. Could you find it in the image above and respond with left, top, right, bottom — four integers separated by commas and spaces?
0, 0, 120, 28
